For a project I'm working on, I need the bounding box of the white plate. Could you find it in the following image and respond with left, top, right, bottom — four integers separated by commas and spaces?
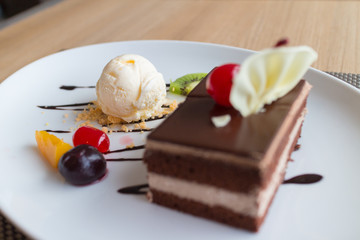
0, 40, 359, 240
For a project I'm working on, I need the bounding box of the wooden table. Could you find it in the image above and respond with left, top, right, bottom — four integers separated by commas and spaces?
0, 0, 359, 83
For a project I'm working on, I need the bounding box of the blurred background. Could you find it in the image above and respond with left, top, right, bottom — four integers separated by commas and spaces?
0, 0, 61, 29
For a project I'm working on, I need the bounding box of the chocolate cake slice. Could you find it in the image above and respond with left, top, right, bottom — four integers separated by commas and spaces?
143, 78, 312, 231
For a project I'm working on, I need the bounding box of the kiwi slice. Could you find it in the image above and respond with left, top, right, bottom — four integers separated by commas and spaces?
169, 73, 207, 95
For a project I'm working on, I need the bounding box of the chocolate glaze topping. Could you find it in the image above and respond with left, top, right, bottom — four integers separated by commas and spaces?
148, 79, 307, 163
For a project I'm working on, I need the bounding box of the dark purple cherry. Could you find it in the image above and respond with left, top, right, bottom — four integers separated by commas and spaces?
58, 145, 107, 185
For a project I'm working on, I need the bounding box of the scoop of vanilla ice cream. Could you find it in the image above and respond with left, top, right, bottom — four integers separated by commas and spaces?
96, 54, 166, 122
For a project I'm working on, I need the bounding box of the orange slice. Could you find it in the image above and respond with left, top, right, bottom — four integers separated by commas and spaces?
35, 131, 72, 168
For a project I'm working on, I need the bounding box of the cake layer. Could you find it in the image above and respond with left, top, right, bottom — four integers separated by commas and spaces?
147, 108, 306, 222
150, 189, 265, 232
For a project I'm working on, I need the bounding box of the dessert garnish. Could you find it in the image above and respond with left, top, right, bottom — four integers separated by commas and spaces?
205, 44, 317, 117
230, 45, 318, 117
73, 126, 110, 153
58, 145, 107, 185
96, 54, 167, 123
210, 114, 231, 127
35, 131, 72, 168
74, 54, 178, 126
169, 73, 207, 95
35, 53, 180, 187
35, 130, 109, 185
206, 63, 240, 106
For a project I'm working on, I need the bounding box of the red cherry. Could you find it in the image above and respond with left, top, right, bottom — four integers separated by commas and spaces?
206, 63, 240, 106
73, 126, 110, 153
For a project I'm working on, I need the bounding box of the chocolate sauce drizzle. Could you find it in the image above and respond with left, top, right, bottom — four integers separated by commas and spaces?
37, 102, 93, 111
106, 158, 143, 162
112, 128, 153, 133
60, 85, 95, 90
104, 145, 145, 154
45, 130, 71, 133
283, 174, 323, 184
118, 184, 149, 195
125, 115, 168, 124
59, 84, 170, 91
44, 128, 153, 134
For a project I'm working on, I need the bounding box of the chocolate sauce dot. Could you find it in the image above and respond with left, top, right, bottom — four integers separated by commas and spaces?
283, 174, 323, 184
118, 184, 149, 195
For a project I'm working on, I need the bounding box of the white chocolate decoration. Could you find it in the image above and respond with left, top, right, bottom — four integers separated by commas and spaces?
230, 46, 317, 117
211, 114, 231, 128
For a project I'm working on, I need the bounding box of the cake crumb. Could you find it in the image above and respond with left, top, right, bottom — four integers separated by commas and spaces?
64, 113, 69, 118
139, 121, 147, 129
79, 120, 94, 127
126, 143, 135, 149
169, 100, 178, 111
76, 101, 126, 125
102, 127, 108, 133
74, 99, 178, 127
62, 120, 66, 123
121, 125, 129, 133
147, 191, 153, 202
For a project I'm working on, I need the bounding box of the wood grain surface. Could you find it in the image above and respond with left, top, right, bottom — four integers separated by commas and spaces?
0, 0, 359, 83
